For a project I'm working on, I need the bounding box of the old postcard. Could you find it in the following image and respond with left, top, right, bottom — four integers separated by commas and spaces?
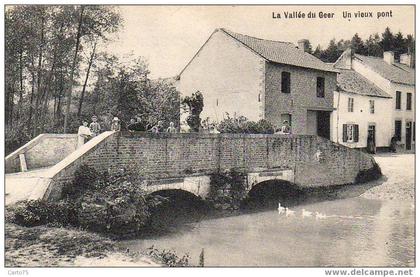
3, 3, 415, 273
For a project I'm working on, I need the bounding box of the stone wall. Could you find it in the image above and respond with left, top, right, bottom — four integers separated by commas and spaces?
54, 132, 375, 187
265, 62, 337, 132
6, 134, 78, 173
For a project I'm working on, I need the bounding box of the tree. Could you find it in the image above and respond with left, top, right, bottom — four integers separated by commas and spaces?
351, 33, 367, 55
318, 39, 343, 62
393, 32, 406, 60
5, 5, 122, 152
365, 33, 383, 57
312, 44, 322, 59
181, 91, 204, 132
380, 27, 394, 52
82, 55, 180, 130
63, 5, 122, 133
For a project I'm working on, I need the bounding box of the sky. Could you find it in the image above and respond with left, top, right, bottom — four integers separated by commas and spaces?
104, 5, 415, 78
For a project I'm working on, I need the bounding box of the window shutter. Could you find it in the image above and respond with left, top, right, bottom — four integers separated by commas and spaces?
354, 124, 359, 142
343, 124, 348, 142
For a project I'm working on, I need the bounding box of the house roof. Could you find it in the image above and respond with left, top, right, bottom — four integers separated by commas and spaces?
178, 28, 338, 76
354, 54, 415, 85
337, 68, 392, 98
220, 28, 338, 73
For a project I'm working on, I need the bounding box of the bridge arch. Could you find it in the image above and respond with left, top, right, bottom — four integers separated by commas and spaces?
241, 179, 306, 209
146, 188, 211, 230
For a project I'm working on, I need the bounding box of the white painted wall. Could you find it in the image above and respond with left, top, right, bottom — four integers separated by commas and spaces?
177, 29, 265, 125
332, 91, 393, 148
350, 58, 415, 150
352, 59, 392, 93
390, 82, 415, 149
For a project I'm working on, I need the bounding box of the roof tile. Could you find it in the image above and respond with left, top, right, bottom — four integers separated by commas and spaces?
354, 54, 414, 85
337, 69, 392, 98
221, 28, 338, 73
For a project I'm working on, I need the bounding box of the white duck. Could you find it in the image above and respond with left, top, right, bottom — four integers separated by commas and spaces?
315, 211, 327, 220
278, 202, 286, 215
285, 207, 295, 217
301, 208, 312, 218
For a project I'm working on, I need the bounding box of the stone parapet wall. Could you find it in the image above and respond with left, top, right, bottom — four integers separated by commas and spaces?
6, 134, 78, 173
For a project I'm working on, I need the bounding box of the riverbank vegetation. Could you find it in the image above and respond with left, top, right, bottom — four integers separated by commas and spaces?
5, 164, 191, 267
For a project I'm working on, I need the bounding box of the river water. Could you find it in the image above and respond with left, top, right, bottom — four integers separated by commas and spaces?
123, 193, 414, 267
123, 153, 415, 267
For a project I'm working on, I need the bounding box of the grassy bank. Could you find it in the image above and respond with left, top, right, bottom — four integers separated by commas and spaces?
5, 222, 160, 267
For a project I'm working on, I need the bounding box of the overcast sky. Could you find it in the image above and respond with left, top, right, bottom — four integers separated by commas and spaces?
104, 5, 415, 78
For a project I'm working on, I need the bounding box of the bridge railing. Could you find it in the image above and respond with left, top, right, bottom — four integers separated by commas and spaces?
5, 134, 78, 173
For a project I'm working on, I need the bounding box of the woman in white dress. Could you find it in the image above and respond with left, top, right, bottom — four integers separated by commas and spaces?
77, 121, 92, 148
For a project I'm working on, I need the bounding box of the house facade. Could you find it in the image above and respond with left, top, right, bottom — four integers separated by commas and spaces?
332, 49, 415, 151
177, 28, 338, 138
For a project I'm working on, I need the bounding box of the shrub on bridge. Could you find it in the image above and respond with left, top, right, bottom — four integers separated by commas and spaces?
217, 114, 274, 134
61, 164, 102, 199
209, 169, 247, 210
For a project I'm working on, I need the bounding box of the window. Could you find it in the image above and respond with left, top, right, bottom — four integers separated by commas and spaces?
395, 120, 402, 141
369, 100, 375, 114
258, 93, 261, 102
216, 99, 219, 106
407, 93, 412, 110
396, 91, 401, 109
316, 77, 325, 98
348, 97, 354, 112
343, 124, 359, 143
281, 72, 291, 94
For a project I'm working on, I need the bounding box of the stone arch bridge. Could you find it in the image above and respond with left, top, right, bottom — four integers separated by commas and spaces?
5, 131, 379, 205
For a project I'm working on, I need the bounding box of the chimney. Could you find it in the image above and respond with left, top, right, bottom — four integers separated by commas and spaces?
298, 39, 309, 52
400, 53, 411, 67
383, 51, 394, 65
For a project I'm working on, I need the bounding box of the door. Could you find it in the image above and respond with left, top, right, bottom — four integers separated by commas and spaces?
316, 111, 330, 139
406, 121, 412, 150
367, 125, 376, 153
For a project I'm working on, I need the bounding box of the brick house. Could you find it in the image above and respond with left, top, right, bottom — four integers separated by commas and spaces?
333, 49, 415, 151
176, 28, 338, 138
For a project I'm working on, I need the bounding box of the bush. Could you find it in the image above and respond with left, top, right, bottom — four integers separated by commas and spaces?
71, 165, 153, 236
181, 91, 204, 132
5, 124, 32, 155
217, 114, 274, 134
9, 164, 162, 236
7, 200, 76, 227
355, 161, 382, 184
61, 164, 99, 199
209, 169, 247, 210
145, 245, 189, 267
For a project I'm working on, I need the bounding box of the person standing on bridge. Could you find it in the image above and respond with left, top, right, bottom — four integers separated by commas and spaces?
89, 115, 101, 137
166, 122, 177, 133
281, 120, 291, 134
151, 120, 164, 133
111, 117, 121, 132
77, 121, 92, 148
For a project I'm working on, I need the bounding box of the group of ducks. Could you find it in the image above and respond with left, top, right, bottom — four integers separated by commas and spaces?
277, 202, 328, 220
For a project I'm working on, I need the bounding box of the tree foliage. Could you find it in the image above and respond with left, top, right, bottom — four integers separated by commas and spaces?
5, 5, 180, 154
181, 91, 204, 132
312, 27, 415, 63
